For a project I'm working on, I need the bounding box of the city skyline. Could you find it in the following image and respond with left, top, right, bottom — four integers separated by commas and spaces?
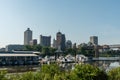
0, 0, 120, 47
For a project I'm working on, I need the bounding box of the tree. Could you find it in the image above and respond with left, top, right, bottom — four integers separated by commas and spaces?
79, 47, 86, 55
70, 64, 108, 80
108, 67, 120, 80
24, 45, 42, 52
0, 70, 7, 80
24, 45, 34, 51
33, 45, 42, 52
49, 48, 57, 56
65, 48, 76, 55
20, 72, 35, 80
53, 73, 69, 80
6, 64, 109, 80
7, 73, 21, 80
40, 64, 61, 79
42, 47, 50, 55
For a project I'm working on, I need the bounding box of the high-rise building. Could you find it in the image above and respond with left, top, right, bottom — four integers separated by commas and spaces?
29, 39, 37, 45
90, 36, 98, 45
66, 40, 72, 49
40, 35, 51, 47
56, 32, 66, 50
24, 28, 32, 45
56, 32, 62, 47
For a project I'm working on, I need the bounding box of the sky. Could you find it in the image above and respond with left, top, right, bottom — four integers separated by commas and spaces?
0, 0, 120, 47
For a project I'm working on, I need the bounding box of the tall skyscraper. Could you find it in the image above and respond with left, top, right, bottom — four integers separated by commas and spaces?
56, 32, 66, 51
61, 34, 66, 50
90, 36, 98, 45
40, 35, 51, 47
24, 28, 32, 45
56, 32, 62, 47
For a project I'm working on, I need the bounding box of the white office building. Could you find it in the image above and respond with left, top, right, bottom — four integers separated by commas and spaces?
24, 28, 32, 45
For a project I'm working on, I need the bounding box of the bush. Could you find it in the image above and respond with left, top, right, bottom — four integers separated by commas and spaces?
6, 64, 109, 80
0, 70, 7, 80
70, 64, 108, 80
108, 67, 120, 80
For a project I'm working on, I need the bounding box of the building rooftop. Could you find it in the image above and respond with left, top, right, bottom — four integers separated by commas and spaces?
0, 53, 38, 57
57, 31, 62, 34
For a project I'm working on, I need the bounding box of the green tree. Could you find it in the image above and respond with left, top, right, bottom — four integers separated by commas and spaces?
24, 45, 42, 52
79, 47, 86, 55
43, 74, 51, 80
65, 48, 76, 55
42, 47, 50, 55
0, 70, 7, 80
108, 67, 120, 80
6, 64, 109, 80
24, 45, 34, 51
20, 72, 35, 80
49, 48, 56, 56
33, 45, 42, 52
70, 64, 108, 80
8, 73, 21, 80
40, 64, 60, 79
53, 73, 68, 80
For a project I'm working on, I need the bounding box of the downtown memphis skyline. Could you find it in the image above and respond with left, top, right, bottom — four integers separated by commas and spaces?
0, 27, 120, 50
3, 28, 98, 52
24, 28, 98, 49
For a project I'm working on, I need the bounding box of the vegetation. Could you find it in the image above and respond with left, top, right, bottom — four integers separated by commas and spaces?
70, 64, 108, 80
24, 45, 56, 56
108, 67, 120, 80
24, 45, 42, 52
0, 64, 111, 80
1, 64, 120, 80
24, 44, 120, 57
0, 70, 7, 80
24, 45, 96, 57
99, 50, 120, 57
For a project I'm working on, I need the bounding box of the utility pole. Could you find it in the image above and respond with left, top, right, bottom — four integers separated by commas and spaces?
94, 45, 99, 58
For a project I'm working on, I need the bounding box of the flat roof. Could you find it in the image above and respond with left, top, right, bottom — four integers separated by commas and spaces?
93, 57, 120, 61
12, 50, 41, 53
0, 54, 38, 57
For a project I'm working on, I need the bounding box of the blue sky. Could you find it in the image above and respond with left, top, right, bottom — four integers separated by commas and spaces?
0, 0, 120, 47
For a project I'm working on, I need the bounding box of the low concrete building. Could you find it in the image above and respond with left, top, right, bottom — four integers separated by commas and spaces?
29, 39, 37, 45
5, 45, 24, 52
0, 48, 5, 52
0, 53, 39, 66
